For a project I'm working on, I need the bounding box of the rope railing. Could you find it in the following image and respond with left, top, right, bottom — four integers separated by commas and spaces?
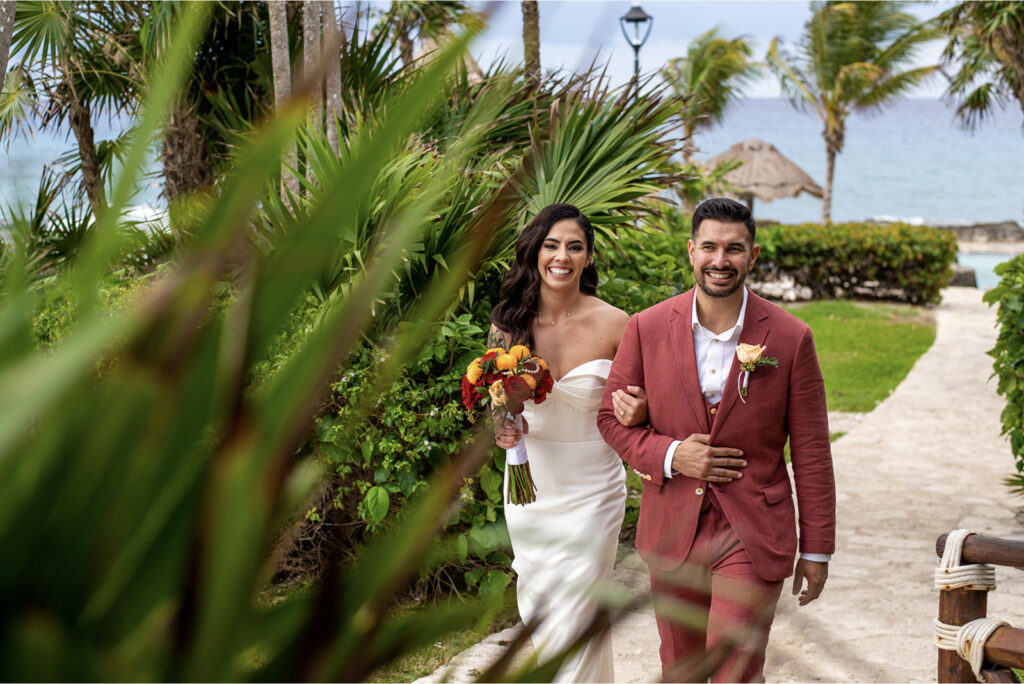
935, 530, 1024, 683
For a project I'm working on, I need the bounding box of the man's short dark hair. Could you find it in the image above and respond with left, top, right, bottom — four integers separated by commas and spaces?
691, 198, 756, 244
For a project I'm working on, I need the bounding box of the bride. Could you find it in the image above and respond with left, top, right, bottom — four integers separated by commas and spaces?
489, 203, 648, 682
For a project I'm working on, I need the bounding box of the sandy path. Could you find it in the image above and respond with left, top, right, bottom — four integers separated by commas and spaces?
419, 287, 1024, 683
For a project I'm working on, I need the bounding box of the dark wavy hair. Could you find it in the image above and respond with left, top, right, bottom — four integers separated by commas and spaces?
491, 204, 598, 347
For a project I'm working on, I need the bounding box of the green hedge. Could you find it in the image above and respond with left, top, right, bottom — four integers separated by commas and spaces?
984, 254, 1024, 490
754, 222, 958, 305
600, 220, 695, 313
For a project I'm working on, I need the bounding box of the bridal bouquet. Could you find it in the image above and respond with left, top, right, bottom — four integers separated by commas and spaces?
461, 344, 553, 505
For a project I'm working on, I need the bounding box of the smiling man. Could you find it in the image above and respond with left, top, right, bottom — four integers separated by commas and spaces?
598, 198, 836, 682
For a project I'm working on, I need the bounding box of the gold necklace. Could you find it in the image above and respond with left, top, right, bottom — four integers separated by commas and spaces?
537, 301, 580, 326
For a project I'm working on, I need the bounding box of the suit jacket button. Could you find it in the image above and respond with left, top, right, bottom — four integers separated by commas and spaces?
695, 487, 704, 495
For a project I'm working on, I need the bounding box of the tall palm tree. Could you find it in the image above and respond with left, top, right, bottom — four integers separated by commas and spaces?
0, 1, 14, 83
269, 0, 298, 200
321, 0, 343, 156
381, 1, 479, 71
938, 1, 1024, 130
662, 28, 761, 164
521, 0, 539, 88
5, 1, 141, 215
767, 1, 938, 223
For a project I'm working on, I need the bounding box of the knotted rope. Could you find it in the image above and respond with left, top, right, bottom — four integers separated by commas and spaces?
934, 529, 996, 591
933, 529, 1003, 682
934, 617, 1007, 682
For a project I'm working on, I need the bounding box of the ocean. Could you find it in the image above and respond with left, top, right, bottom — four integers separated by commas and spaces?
3, 98, 1021, 227
694, 97, 1024, 227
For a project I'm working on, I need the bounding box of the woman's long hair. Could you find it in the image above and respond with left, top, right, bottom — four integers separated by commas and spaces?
491, 204, 598, 347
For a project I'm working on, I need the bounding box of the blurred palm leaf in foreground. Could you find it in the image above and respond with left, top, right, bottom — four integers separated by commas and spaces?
0, 8, 519, 681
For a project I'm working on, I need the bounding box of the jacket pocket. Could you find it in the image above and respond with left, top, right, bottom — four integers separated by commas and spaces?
761, 476, 793, 505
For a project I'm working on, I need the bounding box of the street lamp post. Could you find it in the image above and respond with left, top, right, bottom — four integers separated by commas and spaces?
619, 1, 653, 84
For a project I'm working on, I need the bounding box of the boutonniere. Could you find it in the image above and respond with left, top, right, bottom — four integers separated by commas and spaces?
736, 343, 779, 402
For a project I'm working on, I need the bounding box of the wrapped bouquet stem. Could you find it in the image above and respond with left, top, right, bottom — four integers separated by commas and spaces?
503, 414, 537, 505
461, 344, 553, 505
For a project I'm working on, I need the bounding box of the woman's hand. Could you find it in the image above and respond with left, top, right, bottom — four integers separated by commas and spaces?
612, 385, 648, 426
494, 415, 529, 449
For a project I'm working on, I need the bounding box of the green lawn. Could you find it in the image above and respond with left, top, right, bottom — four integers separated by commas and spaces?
785, 300, 936, 412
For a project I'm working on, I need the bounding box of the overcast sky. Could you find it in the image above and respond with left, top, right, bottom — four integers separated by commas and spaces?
466, 1, 954, 98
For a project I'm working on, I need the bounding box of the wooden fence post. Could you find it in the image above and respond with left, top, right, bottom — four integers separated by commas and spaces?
937, 585, 988, 682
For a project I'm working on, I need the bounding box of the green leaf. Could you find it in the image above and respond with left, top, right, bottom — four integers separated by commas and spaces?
479, 464, 502, 503
364, 486, 390, 524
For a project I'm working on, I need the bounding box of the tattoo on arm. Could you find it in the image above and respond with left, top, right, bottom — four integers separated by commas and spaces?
487, 326, 509, 349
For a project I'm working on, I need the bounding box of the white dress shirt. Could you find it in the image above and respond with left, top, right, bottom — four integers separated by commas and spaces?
660, 289, 830, 563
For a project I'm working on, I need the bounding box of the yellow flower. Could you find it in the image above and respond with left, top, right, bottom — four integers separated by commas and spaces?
509, 344, 530, 361
534, 356, 548, 371
486, 347, 506, 356
466, 358, 483, 384
521, 373, 537, 390
495, 353, 518, 371
736, 343, 765, 365
488, 379, 507, 406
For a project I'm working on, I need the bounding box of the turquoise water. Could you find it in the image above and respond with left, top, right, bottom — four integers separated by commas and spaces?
958, 253, 1014, 290
2, 98, 1023, 227
697, 98, 1024, 226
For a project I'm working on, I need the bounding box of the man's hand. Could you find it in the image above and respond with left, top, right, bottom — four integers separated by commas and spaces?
670, 433, 746, 482
494, 415, 529, 449
792, 558, 828, 606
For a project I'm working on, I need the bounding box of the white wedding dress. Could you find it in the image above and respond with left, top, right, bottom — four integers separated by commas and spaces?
504, 358, 627, 683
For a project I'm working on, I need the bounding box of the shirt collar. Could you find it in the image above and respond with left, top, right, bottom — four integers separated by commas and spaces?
691, 287, 748, 337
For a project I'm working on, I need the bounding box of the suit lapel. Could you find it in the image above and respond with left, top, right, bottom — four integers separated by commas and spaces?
668, 289, 710, 433
709, 291, 769, 441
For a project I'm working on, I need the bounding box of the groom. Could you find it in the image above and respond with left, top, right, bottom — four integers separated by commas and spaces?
597, 198, 835, 682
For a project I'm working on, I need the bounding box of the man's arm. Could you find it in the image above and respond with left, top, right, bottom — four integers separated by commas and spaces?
787, 325, 836, 555
597, 315, 676, 488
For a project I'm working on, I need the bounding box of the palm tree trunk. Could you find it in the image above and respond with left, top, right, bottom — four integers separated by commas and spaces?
269, 0, 299, 201
0, 1, 15, 85
682, 121, 695, 165
822, 145, 835, 224
397, 19, 413, 69
302, 0, 323, 127
521, 0, 540, 88
321, 0, 342, 157
67, 95, 106, 217
163, 102, 213, 202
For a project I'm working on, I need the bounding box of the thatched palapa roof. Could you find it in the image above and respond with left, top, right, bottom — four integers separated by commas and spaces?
706, 138, 823, 210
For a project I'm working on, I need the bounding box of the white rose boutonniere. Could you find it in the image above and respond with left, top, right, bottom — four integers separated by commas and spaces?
736, 343, 779, 402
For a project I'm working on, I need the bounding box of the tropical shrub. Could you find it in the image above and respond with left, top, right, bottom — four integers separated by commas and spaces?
0, 15, 569, 681
984, 254, 1024, 490
754, 222, 958, 305
600, 214, 695, 314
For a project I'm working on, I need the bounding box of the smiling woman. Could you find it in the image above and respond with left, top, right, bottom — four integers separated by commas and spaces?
485, 203, 643, 682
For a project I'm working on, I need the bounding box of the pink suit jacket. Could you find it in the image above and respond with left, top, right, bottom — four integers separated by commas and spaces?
597, 288, 836, 582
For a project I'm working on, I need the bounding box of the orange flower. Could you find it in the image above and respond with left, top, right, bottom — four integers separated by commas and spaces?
466, 358, 484, 384
509, 344, 530, 361
486, 347, 506, 356
534, 356, 548, 371
521, 373, 537, 390
495, 353, 517, 371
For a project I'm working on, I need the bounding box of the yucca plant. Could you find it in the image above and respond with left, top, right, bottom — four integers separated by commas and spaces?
0, 7, 563, 681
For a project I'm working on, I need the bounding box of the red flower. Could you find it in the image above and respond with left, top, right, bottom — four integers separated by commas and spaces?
504, 375, 532, 403
461, 376, 478, 410
532, 370, 554, 404
507, 399, 525, 415
481, 351, 499, 366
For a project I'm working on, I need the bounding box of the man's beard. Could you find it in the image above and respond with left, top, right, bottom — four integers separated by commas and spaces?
696, 267, 745, 298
